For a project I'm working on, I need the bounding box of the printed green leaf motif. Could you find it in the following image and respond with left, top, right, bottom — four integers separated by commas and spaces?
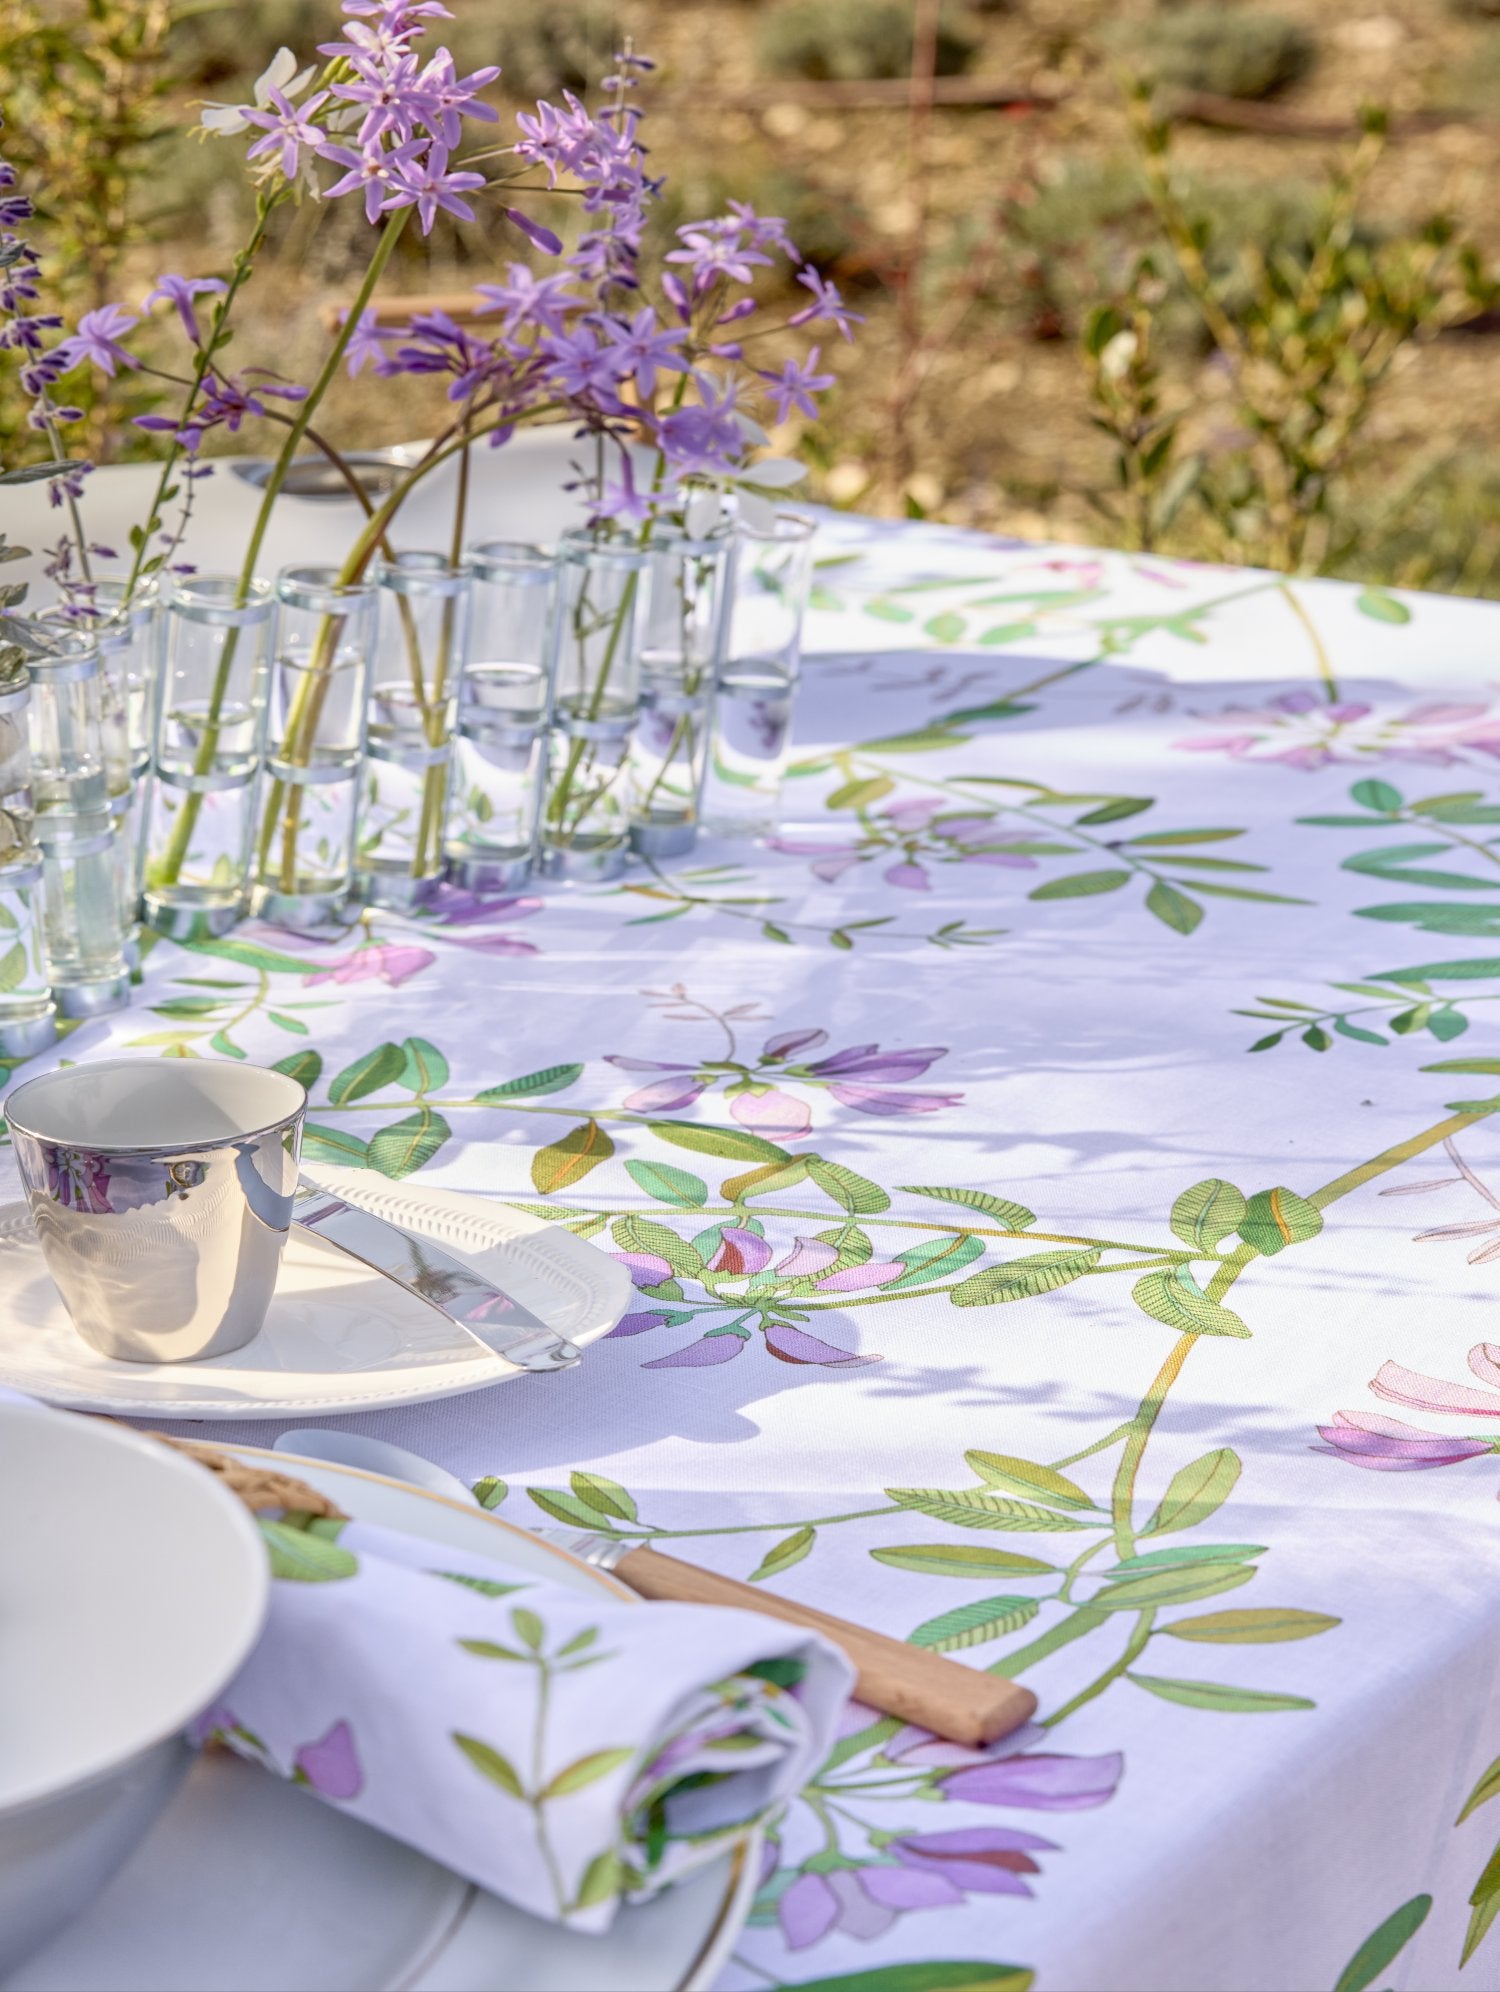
569, 1470, 638, 1522
901, 1185, 1035, 1230
477, 1064, 586, 1102
885, 1487, 1091, 1532
1141, 1447, 1241, 1536
1109, 1543, 1263, 1572
1465, 1842, 1500, 1967
1126, 1672, 1314, 1713
870, 1544, 1056, 1578
965, 1452, 1095, 1509
1422, 1057, 1500, 1075
862, 599, 914, 624
1237, 1186, 1323, 1255
908, 1595, 1039, 1652
826, 775, 894, 811
949, 1248, 1101, 1306
1132, 1265, 1250, 1339
529, 1485, 616, 1530
1350, 778, 1404, 812
300, 1124, 371, 1167
258, 1519, 358, 1582
647, 1120, 791, 1164
1375, 957, 1500, 983
268, 1011, 308, 1036
368, 1108, 450, 1179
1164, 1606, 1340, 1643
721, 1157, 809, 1203
1074, 796, 1153, 826
453, 1732, 525, 1797
457, 1637, 528, 1661
329, 1041, 407, 1106
541, 1746, 635, 1799
925, 611, 966, 643
1029, 868, 1133, 901
1126, 827, 1245, 847
612, 1213, 702, 1276
750, 1525, 816, 1582
471, 1476, 507, 1510
273, 1048, 324, 1091
0, 940, 34, 993
1355, 586, 1411, 625
1145, 879, 1203, 935
808, 1158, 891, 1214
1170, 1178, 1247, 1249
1458, 1753, 1500, 1823
780, 1966, 1033, 1992
1333, 1895, 1432, 1992
624, 1159, 708, 1208
512, 1605, 544, 1651
884, 1234, 985, 1287
532, 1119, 615, 1193
1090, 1563, 1254, 1610
573, 1849, 627, 1911
188, 935, 331, 977
399, 1036, 449, 1093
435, 1572, 522, 1598
860, 726, 970, 754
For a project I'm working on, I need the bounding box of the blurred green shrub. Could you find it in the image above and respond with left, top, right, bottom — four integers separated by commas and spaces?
451, 0, 619, 99
171, 0, 337, 84
1430, 26, 1500, 111
1108, 9, 1314, 100
756, 0, 981, 82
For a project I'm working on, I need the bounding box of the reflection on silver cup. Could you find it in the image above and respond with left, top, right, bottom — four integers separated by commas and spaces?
5, 1059, 306, 1362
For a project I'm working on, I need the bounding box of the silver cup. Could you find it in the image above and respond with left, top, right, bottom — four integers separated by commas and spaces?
6, 1058, 306, 1362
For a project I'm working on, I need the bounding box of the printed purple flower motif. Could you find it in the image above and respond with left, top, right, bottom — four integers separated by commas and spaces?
775, 1236, 839, 1278
1174, 693, 1500, 771
814, 1259, 907, 1292
939, 1751, 1125, 1811
641, 1333, 747, 1369
884, 861, 930, 892
707, 1226, 774, 1277
293, 1719, 364, 1800
307, 941, 436, 987
1314, 1409, 1492, 1472
778, 1866, 958, 1948
887, 1826, 1060, 1899
45, 1145, 112, 1214
765, 1322, 878, 1366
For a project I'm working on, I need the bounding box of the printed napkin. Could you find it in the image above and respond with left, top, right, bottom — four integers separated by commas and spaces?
193, 1512, 852, 1928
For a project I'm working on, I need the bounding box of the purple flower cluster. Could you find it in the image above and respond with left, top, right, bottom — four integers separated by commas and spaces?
0, 114, 88, 496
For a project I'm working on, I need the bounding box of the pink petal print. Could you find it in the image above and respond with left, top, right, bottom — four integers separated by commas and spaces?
1472, 1344, 1500, 1390
1370, 1358, 1500, 1417
643, 1335, 746, 1368
294, 1720, 363, 1800
610, 1250, 674, 1288
623, 1076, 709, 1113
815, 1259, 905, 1291
779, 1870, 839, 1950
763, 1027, 829, 1061
730, 1088, 812, 1138
884, 862, 931, 891
942, 1750, 1124, 1811
884, 798, 943, 830
775, 1236, 840, 1277
825, 1868, 896, 1940
765, 1322, 881, 1365
707, 1226, 774, 1276
605, 1056, 696, 1073
812, 853, 863, 884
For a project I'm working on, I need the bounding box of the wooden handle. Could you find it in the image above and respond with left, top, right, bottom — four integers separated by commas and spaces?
614, 1546, 1036, 1748
319, 290, 493, 333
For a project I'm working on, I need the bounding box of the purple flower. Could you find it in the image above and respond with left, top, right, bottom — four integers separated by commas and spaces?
294, 1720, 364, 1800
764, 1027, 829, 1061
343, 305, 399, 375
412, 50, 499, 147
242, 85, 331, 180
607, 1310, 669, 1338
765, 1322, 879, 1366
320, 137, 424, 224
623, 1074, 708, 1113
1314, 1409, 1493, 1472
808, 1044, 946, 1081
333, 52, 425, 144
789, 268, 864, 341
888, 1826, 1060, 1899
667, 223, 773, 291
383, 143, 485, 234
612, 1249, 675, 1289
940, 1751, 1124, 1811
655, 376, 744, 473
642, 1332, 746, 1369
475, 264, 581, 337
144, 273, 227, 345
57, 303, 139, 377
759, 347, 834, 423
884, 861, 930, 891
707, 1226, 773, 1277
600, 306, 687, 398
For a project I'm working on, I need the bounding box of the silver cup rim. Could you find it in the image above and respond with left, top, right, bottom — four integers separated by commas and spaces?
5, 1057, 307, 1156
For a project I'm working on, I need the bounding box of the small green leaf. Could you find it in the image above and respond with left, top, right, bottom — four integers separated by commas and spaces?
949, 1248, 1101, 1306
1127, 1672, 1314, 1713
721, 1157, 809, 1203
1333, 1895, 1432, 1992
1355, 586, 1411, 625
268, 1011, 309, 1036
965, 1452, 1095, 1509
624, 1159, 708, 1208
1237, 1187, 1323, 1255
300, 1124, 371, 1167
870, 1544, 1056, 1578
647, 1120, 790, 1164
900, 1185, 1034, 1230
924, 611, 966, 643
1132, 1265, 1250, 1339
1458, 1754, 1500, 1823
826, 775, 894, 811
471, 1476, 507, 1510
779, 1966, 1033, 1992
512, 1605, 544, 1651
209, 1029, 245, 1060
1170, 1179, 1247, 1249
1145, 880, 1203, 935
477, 1064, 585, 1102
573, 1849, 627, 1910
1141, 1448, 1241, 1536
885, 1487, 1091, 1532
368, 1108, 450, 1180
1164, 1607, 1340, 1643
399, 1036, 449, 1093
1074, 796, 1153, 826
750, 1524, 816, 1582
1465, 1842, 1500, 1967
909, 1595, 1039, 1652
258, 1519, 358, 1582
1029, 868, 1133, 901
1090, 1564, 1255, 1610
528, 1486, 614, 1529
328, 1041, 407, 1106
542, 1746, 635, 1799
569, 1470, 637, 1522
808, 1158, 890, 1214
273, 1048, 324, 1091
453, 1732, 525, 1796
532, 1119, 614, 1194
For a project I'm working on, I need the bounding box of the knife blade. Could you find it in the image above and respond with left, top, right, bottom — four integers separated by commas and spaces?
526, 1525, 1037, 1746
292, 1182, 582, 1373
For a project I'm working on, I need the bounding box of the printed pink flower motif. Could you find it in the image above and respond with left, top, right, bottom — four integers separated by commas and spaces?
294, 1719, 364, 1800
607, 1026, 960, 1129
815, 1259, 906, 1292
1371, 1344, 1500, 1416
729, 1087, 811, 1138
884, 861, 930, 891
1316, 1346, 1500, 1482
307, 942, 436, 987
775, 1236, 840, 1277
1174, 691, 1500, 771
707, 1226, 774, 1276
765, 1322, 878, 1365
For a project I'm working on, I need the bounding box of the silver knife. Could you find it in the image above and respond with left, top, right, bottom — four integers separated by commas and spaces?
291, 1182, 582, 1373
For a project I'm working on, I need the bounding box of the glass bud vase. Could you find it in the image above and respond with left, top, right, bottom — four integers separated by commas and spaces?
37, 810, 130, 1019
142, 576, 273, 941
447, 541, 555, 890
628, 525, 731, 859
703, 509, 816, 839
254, 566, 377, 928
540, 532, 645, 882
0, 673, 57, 1059
82, 577, 158, 796
26, 630, 110, 816
355, 552, 468, 912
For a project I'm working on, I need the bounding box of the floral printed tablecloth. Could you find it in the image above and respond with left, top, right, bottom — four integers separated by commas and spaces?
27, 513, 1500, 1992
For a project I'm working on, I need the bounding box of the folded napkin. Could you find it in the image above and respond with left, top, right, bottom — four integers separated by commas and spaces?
193, 1512, 852, 1929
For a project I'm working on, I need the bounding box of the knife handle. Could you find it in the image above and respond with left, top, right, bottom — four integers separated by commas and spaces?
611, 1545, 1036, 1747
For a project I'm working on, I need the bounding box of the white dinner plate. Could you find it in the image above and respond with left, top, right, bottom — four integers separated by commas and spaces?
0, 1167, 630, 1419
6, 1450, 758, 1992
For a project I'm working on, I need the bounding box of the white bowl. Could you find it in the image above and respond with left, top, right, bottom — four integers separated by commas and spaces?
0, 1403, 269, 1973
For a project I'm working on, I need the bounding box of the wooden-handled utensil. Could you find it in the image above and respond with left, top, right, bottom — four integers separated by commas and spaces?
545, 1533, 1037, 1748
